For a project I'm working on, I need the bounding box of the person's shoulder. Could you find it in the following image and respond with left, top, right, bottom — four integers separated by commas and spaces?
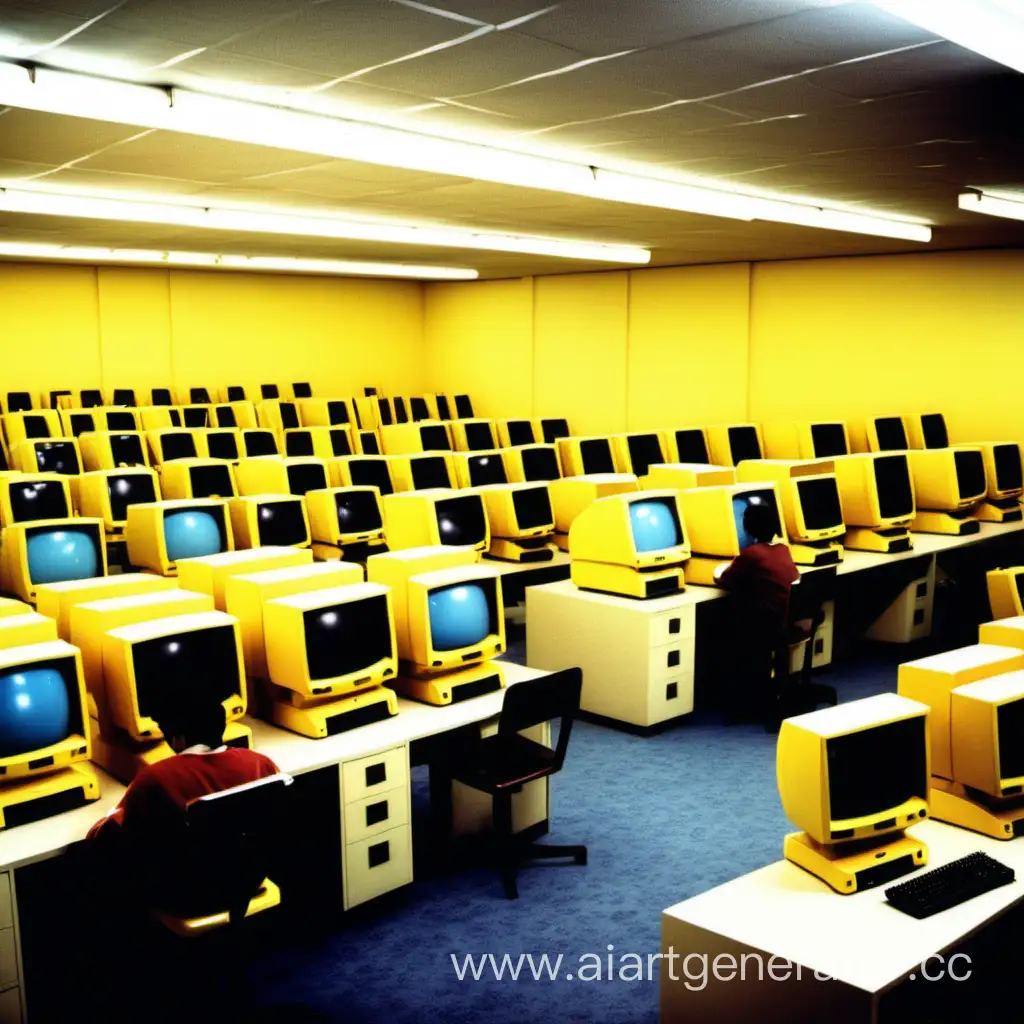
223, 748, 280, 775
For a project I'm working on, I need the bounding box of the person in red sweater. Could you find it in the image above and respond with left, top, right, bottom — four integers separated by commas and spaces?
715, 501, 800, 721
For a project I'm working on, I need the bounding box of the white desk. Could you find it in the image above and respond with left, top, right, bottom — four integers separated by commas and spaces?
661, 819, 1024, 1022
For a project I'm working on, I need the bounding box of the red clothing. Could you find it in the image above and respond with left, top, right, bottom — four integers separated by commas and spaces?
718, 542, 800, 626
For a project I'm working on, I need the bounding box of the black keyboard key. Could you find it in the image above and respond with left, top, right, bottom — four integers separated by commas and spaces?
886, 851, 1015, 919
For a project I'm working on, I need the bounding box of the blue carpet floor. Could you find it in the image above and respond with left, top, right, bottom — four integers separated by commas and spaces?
248, 639, 933, 1024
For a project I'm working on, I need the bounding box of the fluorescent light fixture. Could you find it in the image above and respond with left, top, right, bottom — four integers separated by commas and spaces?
959, 191, 1024, 223
0, 186, 650, 263
0, 60, 932, 243
870, 1, 1024, 74
0, 242, 478, 279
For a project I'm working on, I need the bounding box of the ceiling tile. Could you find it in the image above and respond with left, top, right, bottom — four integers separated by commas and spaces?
0, 109, 146, 164
403, 1, 562, 24
155, 49, 336, 98
0, 3, 90, 55
0, 157, 59, 179
45, 23, 203, 73
26, 165, 221, 196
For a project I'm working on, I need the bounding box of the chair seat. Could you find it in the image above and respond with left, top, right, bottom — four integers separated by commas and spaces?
153, 878, 280, 938
452, 734, 557, 794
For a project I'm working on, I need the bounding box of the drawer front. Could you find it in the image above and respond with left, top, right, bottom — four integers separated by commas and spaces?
0, 876, 11, 932
651, 641, 692, 679
343, 788, 410, 846
0, 929, 17, 992
341, 746, 408, 805
651, 673, 694, 720
0, 986, 20, 1024
649, 607, 695, 647
343, 824, 413, 910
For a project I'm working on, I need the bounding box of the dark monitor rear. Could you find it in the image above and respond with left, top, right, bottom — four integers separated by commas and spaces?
410, 398, 429, 422
994, 445, 1023, 493
151, 388, 173, 406
80, 389, 103, 408
796, 477, 843, 531
506, 421, 535, 446
512, 487, 553, 529
728, 426, 762, 464
810, 423, 848, 458
521, 447, 561, 481
874, 455, 914, 520
261, 384, 279, 400
420, 425, 451, 452
106, 411, 136, 431
280, 403, 300, 430
110, 434, 146, 467
244, 431, 278, 457
188, 465, 235, 499
464, 422, 495, 451
998, 700, 1024, 781
303, 594, 393, 680
674, 429, 710, 464
207, 433, 239, 461
256, 500, 308, 546
285, 431, 315, 458
826, 717, 927, 821
580, 439, 615, 474
190, 388, 211, 404
330, 431, 351, 456
411, 456, 452, 490
359, 432, 381, 456
954, 449, 986, 501
7, 393, 32, 413
9, 480, 69, 522
435, 495, 487, 547
921, 414, 948, 449
377, 399, 393, 427
112, 389, 136, 407
327, 401, 349, 425
335, 490, 382, 535
34, 442, 80, 475
468, 455, 507, 487
226, 386, 245, 402
68, 414, 96, 437
393, 397, 409, 424
349, 459, 393, 496
541, 419, 569, 444
454, 395, 474, 419
23, 415, 52, 439
435, 395, 451, 420
875, 417, 908, 451
161, 434, 198, 461
287, 463, 328, 496
107, 473, 157, 521
626, 434, 664, 476
292, 382, 312, 399
183, 408, 208, 428
215, 407, 237, 428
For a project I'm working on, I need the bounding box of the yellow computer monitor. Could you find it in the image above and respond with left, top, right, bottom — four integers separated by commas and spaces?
353, 396, 382, 430
706, 424, 764, 467
12, 438, 82, 475
74, 469, 161, 534
354, 429, 382, 456
235, 456, 329, 497
146, 429, 201, 465
478, 482, 554, 541
125, 498, 233, 576
0, 473, 73, 527
0, 597, 32, 620
139, 407, 175, 432
949, 672, 1024, 800
379, 422, 452, 455
35, 572, 175, 640
225, 561, 363, 679
240, 429, 279, 458
548, 473, 639, 536
451, 451, 507, 489
496, 419, 538, 447
569, 490, 689, 569
0, 612, 58, 649
557, 436, 615, 477
2, 518, 107, 604
988, 569, 1024, 619
388, 453, 455, 491
103, 611, 247, 743
176, 386, 214, 406
283, 426, 353, 460
534, 417, 570, 444
199, 427, 242, 462
177, 546, 313, 611
762, 422, 850, 461
423, 394, 454, 421
220, 385, 251, 404
907, 448, 987, 510
306, 486, 385, 547
209, 402, 257, 430
144, 387, 174, 408
678, 483, 786, 558
642, 463, 736, 491
60, 407, 141, 438
256, 398, 301, 436
108, 387, 137, 408
851, 415, 911, 453
159, 459, 237, 500
327, 455, 394, 495
228, 494, 311, 549
501, 444, 563, 483
450, 419, 497, 453
735, 461, 845, 543
3, 410, 61, 448
831, 453, 915, 529
907, 413, 949, 450
179, 405, 214, 429
408, 397, 431, 423
659, 427, 711, 464
263, 582, 397, 699
297, 397, 353, 428
962, 442, 1023, 501
610, 433, 668, 477
391, 396, 412, 424
777, 692, 930, 846
79, 431, 151, 471
382, 489, 489, 552
897, 644, 1024, 780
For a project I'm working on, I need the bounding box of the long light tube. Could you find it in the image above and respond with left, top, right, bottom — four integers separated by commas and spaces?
959, 191, 1024, 223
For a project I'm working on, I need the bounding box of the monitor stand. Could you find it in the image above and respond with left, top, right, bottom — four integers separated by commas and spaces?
843, 526, 913, 553
784, 828, 927, 894
0, 763, 99, 829
975, 498, 1023, 524
390, 661, 505, 706
929, 777, 1024, 841
554, 532, 570, 552
789, 539, 843, 567
487, 537, 556, 563
912, 508, 982, 536
267, 685, 397, 738
571, 561, 684, 599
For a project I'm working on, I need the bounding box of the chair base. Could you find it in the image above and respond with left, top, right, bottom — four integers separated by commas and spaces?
501, 842, 588, 900
154, 878, 281, 937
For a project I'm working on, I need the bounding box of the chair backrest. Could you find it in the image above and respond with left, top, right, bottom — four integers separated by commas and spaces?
498, 668, 582, 772
789, 565, 837, 623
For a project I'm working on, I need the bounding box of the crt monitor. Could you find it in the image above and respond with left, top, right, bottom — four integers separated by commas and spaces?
411, 456, 453, 490
182, 463, 236, 499
948, 673, 1024, 799
875, 416, 909, 451
678, 483, 786, 558
467, 454, 507, 487
625, 434, 665, 476
105, 411, 137, 432
569, 491, 688, 567
206, 431, 240, 461
243, 430, 278, 457
540, 419, 569, 444
326, 400, 351, 425
464, 422, 496, 451
30, 441, 81, 475
507, 421, 536, 447
729, 426, 762, 464
392, 397, 409, 424
226, 386, 246, 403
420, 425, 451, 451
581, 438, 615, 474
991, 444, 1023, 497
261, 384, 279, 400
214, 406, 237, 427
108, 433, 148, 467
358, 431, 382, 456
920, 414, 948, 449
104, 472, 159, 523
875, 454, 914, 522
125, 500, 231, 576
671, 429, 711, 464
348, 457, 394, 496
65, 412, 98, 437
292, 382, 312, 399
811, 423, 849, 458
733, 489, 782, 549
285, 431, 315, 457
454, 395, 474, 419
287, 462, 329, 495
253, 498, 310, 547
410, 397, 430, 422
435, 395, 452, 420
158, 432, 199, 462
280, 402, 300, 430
377, 398, 394, 426
519, 446, 561, 482
794, 476, 844, 536
190, 387, 212, 404
80, 389, 103, 408
307, 487, 384, 546
907, 449, 983, 511
3, 519, 106, 603
112, 389, 136, 407
151, 388, 173, 406
382, 490, 489, 551
181, 407, 209, 428
4, 477, 70, 523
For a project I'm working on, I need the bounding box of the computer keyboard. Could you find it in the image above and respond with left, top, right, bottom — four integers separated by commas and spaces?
885, 851, 1015, 919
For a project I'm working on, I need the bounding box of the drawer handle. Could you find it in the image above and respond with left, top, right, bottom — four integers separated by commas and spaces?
365, 762, 387, 787
666, 682, 678, 701
366, 800, 389, 827
667, 650, 680, 668
368, 840, 390, 869
668, 618, 681, 634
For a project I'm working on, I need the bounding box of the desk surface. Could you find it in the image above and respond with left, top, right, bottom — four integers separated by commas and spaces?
664, 819, 1024, 995
484, 550, 571, 577
0, 660, 543, 873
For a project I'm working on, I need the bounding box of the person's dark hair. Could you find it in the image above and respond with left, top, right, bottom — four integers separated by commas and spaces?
743, 501, 778, 544
152, 688, 226, 750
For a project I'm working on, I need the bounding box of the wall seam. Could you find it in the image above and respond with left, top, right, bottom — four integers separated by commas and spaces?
94, 267, 104, 396
530, 275, 538, 419
745, 261, 754, 422
624, 270, 632, 432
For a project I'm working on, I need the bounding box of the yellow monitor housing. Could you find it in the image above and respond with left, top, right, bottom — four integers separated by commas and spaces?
907, 413, 949, 450
451, 451, 507, 489
12, 438, 82, 476
4, 410, 61, 448
557, 436, 615, 477
963, 442, 1023, 523
659, 428, 711, 464
677, 482, 786, 560
450, 419, 497, 452
851, 415, 911, 454
382, 489, 489, 553
235, 456, 329, 497
379, 422, 452, 455
2, 518, 108, 604
640, 463, 736, 491
125, 498, 233, 576
907, 447, 985, 535
477, 482, 556, 562
229, 494, 311, 549
501, 444, 562, 484
198, 427, 242, 462
354, 429, 382, 455
36, 572, 175, 640
306, 486, 385, 548
0, 473, 73, 527
389, 453, 455, 491
988, 568, 1024, 620
159, 459, 237, 500
548, 473, 639, 548
327, 455, 394, 496
777, 693, 930, 893
139, 407, 176, 432
831, 453, 915, 553
762, 422, 850, 461
297, 397, 353, 428
352, 395, 382, 430
146, 429, 201, 465
79, 431, 151, 471
103, 611, 247, 742
706, 424, 764, 467
256, 398, 301, 437
0, 612, 58, 649
496, 419, 538, 447
283, 426, 353, 460
74, 468, 161, 535
240, 429, 280, 458
610, 433, 668, 477
177, 546, 313, 611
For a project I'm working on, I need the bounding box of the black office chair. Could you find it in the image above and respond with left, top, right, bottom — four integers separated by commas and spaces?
448, 668, 587, 899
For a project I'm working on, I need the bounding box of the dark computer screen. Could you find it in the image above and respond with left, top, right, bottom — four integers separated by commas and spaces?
728, 426, 762, 464
261, 384, 279, 399
377, 399, 393, 427
34, 442, 80, 475
506, 421, 535, 446
244, 431, 278, 457
188, 464, 235, 499
360, 432, 381, 456
68, 414, 95, 436
796, 477, 844, 531
227, 386, 245, 402
280, 403, 300, 430
0, 446, 7, 470
921, 414, 948, 449
207, 433, 240, 461
161, 434, 198, 461
732, 489, 781, 549
257, 500, 308, 546
468, 455, 507, 487
349, 459, 393, 496
48, 391, 71, 410
183, 407, 209, 428
393, 398, 409, 424
304, 594, 392, 680
107, 473, 158, 521
132, 625, 240, 720
190, 388, 211, 404
24, 415, 52, 439
454, 395, 474, 419
435, 396, 452, 420
110, 434, 146, 466
335, 490, 383, 534
521, 447, 561, 481
287, 463, 328, 496
7, 393, 32, 413
998, 699, 1024, 781
215, 406, 237, 428
541, 419, 569, 444
674, 429, 710, 464
580, 439, 615, 474
293, 382, 312, 399
112, 389, 136, 407
151, 388, 172, 406
465, 422, 495, 451
826, 717, 927, 821
436, 495, 487, 546
810, 423, 848, 458
954, 449, 986, 501
410, 398, 429, 422
330, 430, 352, 457
875, 417, 908, 451
328, 401, 349, 425
627, 434, 665, 476
411, 456, 452, 490
285, 431, 315, 457
994, 444, 1022, 493
512, 487, 553, 529
168, 410, 182, 427
420, 425, 451, 452
875, 455, 914, 520
80, 390, 103, 408
9, 480, 69, 521
105, 411, 136, 431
